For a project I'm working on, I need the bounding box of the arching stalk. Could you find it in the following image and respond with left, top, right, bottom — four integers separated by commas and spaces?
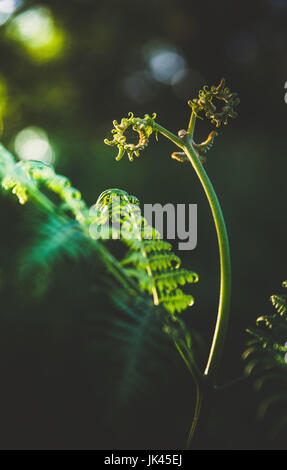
183, 139, 231, 380
153, 118, 231, 382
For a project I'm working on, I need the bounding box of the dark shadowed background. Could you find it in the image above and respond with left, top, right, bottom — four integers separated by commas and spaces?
0, 0, 286, 450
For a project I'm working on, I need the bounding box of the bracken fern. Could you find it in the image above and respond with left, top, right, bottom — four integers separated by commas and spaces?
243, 282, 287, 440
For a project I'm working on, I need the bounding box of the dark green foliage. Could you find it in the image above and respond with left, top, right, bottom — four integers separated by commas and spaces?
243, 282, 287, 441
107, 288, 172, 404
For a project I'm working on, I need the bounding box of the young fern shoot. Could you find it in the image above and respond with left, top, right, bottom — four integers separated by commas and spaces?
105, 78, 240, 446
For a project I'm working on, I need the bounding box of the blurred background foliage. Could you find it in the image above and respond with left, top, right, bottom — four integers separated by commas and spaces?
0, 0, 287, 449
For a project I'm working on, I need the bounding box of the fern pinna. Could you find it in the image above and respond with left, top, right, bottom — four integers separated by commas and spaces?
243, 282, 287, 441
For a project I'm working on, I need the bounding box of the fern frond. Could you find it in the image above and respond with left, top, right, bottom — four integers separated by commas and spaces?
93, 188, 199, 316
19, 216, 91, 297
243, 281, 287, 442
2, 159, 88, 222
22, 216, 89, 269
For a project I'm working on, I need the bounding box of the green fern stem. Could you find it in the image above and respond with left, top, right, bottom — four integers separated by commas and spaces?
183, 140, 231, 381
152, 117, 231, 448
174, 340, 205, 448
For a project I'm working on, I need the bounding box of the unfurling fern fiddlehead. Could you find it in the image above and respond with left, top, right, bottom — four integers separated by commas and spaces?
90, 188, 198, 316
243, 282, 287, 441
104, 78, 239, 448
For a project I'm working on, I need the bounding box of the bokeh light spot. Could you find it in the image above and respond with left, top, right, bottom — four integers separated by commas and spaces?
14, 126, 55, 164
6, 6, 66, 62
143, 41, 186, 85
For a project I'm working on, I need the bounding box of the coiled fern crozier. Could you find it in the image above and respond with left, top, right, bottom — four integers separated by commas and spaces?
243, 282, 287, 442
